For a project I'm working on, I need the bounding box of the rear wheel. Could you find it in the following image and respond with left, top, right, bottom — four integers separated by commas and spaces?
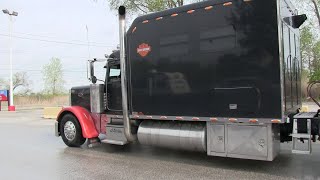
60, 114, 86, 147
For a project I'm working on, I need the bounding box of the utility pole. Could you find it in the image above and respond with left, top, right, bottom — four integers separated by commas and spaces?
2, 9, 18, 111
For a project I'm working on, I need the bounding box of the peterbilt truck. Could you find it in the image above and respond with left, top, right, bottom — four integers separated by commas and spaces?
55, 0, 320, 161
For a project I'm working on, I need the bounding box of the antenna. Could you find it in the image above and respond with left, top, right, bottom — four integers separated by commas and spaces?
86, 25, 91, 82
86, 25, 91, 59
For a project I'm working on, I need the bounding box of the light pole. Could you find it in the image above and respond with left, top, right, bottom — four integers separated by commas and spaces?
2, 9, 18, 111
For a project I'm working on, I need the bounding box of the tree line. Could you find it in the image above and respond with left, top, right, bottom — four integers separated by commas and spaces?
0, 57, 65, 95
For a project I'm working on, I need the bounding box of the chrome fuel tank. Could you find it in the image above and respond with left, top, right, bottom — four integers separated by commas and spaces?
137, 121, 206, 152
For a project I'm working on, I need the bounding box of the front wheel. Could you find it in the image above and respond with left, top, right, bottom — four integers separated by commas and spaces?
60, 114, 86, 147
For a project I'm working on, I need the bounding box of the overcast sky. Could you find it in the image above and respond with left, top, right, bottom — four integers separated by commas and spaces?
0, 0, 122, 92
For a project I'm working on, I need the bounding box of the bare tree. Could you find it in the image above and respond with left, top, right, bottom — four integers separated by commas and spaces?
311, 0, 320, 28
0, 72, 32, 93
13, 72, 31, 91
293, 0, 320, 30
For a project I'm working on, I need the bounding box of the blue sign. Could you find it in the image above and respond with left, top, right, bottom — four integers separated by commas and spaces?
0, 90, 8, 101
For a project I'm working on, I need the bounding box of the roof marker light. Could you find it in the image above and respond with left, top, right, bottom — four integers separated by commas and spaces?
205, 6, 213, 10
192, 117, 200, 121
133, 115, 139, 118
187, 10, 195, 14
176, 117, 183, 120
223, 2, 233, 6
243, 0, 252, 2
142, 20, 149, 24
146, 116, 153, 119
171, 13, 178, 17
156, 17, 163, 20
132, 27, 137, 33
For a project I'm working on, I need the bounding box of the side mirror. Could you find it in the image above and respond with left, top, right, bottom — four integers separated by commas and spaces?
87, 59, 97, 84
284, 14, 307, 29
292, 14, 307, 28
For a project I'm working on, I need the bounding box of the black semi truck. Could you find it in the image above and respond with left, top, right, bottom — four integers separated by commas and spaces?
55, 0, 320, 161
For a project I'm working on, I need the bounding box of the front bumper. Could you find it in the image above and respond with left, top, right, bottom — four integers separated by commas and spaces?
55, 121, 60, 137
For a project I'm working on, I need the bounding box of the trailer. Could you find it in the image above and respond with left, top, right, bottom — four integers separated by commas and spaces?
55, 0, 319, 161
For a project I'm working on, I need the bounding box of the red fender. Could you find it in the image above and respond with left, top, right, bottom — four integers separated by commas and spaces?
57, 106, 99, 138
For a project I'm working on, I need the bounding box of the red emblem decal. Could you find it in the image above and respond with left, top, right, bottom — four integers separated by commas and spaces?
137, 43, 151, 57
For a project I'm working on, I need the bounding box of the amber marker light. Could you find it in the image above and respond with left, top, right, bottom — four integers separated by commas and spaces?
132, 27, 137, 33
223, 2, 233, 6
187, 10, 195, 14
156, 17, 163, 20
249, 119, 258, 123
205, 6, 213, 10
271, 119, 281, 123
229, 118, 237, 122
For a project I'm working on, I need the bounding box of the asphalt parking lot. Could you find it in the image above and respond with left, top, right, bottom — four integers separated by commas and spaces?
0, 109, 320, 180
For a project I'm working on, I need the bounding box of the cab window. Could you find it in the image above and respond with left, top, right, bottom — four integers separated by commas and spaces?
109, 65, 120, 78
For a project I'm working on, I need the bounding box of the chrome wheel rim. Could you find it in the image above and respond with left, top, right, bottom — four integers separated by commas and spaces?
64, 121, 76, 141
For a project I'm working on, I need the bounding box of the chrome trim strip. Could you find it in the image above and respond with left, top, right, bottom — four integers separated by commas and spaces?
277, 0, 286, 121
107, 114, 283, 123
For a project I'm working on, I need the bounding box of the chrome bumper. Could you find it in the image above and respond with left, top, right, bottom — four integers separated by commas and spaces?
55, 121, 60, 137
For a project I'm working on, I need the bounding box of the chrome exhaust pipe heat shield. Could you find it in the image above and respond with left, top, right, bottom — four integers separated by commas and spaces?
118, 6, 136, 142
138, 121, 206, 152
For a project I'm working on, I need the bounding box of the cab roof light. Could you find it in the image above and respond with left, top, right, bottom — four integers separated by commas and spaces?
132, 27, 137, 33
187, 10, 195, 14
171, 13, 178, 17
223, 2, 233, 6
142, 20, 149, 24
156, 17, 163, 20
205, 6, 213, 10
243, 0, 252, 2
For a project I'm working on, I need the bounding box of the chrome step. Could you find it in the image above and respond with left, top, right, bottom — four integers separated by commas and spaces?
101, 139, 128, 145
291, 112, 316, 154
104, 124, 128, 145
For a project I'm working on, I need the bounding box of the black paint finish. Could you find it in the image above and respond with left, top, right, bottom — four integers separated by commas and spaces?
125, 0, 300, 118
70, 86, 91, 111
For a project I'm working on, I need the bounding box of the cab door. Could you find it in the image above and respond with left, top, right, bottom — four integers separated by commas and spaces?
106, 63, 122, 111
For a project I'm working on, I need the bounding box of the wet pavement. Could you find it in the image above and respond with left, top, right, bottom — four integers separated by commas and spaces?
0, 109, 320, 180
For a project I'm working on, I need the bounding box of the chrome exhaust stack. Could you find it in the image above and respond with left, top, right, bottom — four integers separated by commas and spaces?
118, 6, 137, 142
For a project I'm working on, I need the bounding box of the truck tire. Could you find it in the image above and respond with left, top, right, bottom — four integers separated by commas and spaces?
60, 114, 86, 147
